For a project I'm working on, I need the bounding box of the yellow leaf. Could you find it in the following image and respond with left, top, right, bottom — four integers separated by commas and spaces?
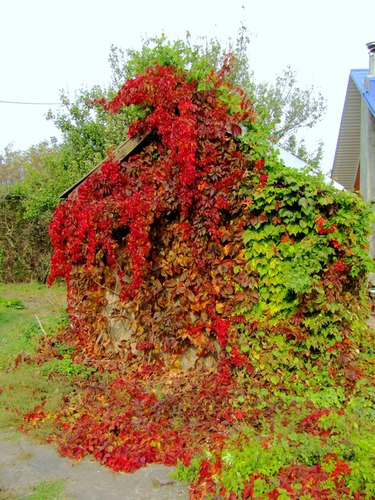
215, 302, 224, 314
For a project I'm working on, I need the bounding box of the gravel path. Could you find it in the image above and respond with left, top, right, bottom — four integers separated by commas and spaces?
0, 431, 189, 499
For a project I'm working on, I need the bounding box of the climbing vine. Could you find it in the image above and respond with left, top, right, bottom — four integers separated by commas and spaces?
48, 61, 259, 367
43, 60, 375, 498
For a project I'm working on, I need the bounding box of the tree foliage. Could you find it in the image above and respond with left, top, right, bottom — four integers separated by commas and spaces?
0, 194, 51, 282
0, 28, 327, 283
252, 66, 326, 141
0, 144, 27, 190
0, 142, 63, 281
48, 28, 327, 177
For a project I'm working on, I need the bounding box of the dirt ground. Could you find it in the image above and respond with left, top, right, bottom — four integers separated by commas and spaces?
0, 431, 189, 499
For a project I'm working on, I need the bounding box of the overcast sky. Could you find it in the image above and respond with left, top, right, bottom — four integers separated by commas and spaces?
1, 0, 374, 173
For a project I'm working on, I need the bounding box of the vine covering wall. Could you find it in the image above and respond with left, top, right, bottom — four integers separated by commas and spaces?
48, 61, 373, 375
40, 60, 375, 498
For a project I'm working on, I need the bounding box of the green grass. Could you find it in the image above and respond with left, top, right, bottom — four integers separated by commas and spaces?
0, 282, 72, 437
0, 479, 67, 500
0, 283, 71, 498
0, 364, 75, 437
0, 282, 67, 370
22, 479, 67, 500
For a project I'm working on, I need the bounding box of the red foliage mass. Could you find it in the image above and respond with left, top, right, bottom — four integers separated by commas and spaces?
48, 63, 257, 368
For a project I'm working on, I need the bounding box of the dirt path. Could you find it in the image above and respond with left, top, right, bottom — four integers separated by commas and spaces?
0, 431, 189, 499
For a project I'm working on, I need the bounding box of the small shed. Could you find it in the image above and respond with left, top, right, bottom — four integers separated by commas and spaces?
54, 122, 255, 371
51, 58, 374, 376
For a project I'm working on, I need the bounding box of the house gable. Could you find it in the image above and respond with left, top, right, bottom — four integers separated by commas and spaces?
332, 42, 375, 192
331, 71, 364, 190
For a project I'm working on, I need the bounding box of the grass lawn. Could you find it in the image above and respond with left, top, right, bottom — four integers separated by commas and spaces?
0, 282, 71, 437
0, 282, 73, 499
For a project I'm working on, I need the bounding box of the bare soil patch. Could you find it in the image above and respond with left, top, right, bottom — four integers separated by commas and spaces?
0, 431, 188, 499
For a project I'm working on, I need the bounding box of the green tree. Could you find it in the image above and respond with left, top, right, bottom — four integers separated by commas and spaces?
1, 141, 74, 219
283, 134, 324, 170
251, 66, 326, 142
108, 29, 326, 149
0, 141, 73, 282
0, 144, 26, 189
48, 28, 326, 177
46, 86, 131, 177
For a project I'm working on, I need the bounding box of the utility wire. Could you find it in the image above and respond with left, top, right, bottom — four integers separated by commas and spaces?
0, 100, 60, 105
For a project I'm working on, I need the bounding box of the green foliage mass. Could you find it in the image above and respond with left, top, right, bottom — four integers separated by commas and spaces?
174, 385, 375, 498
0, 296, 24, 309
239, 150, 373, 325
40, 354, 96, 380
0, 143, 78, 281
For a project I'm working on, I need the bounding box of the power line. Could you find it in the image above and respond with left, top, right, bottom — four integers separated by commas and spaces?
0, 100, 60, 106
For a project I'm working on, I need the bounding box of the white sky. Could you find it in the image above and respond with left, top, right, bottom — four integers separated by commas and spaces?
0, 0, 374, 174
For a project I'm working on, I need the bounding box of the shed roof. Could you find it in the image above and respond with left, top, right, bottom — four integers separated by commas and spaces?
61, 132, 343, 201
60, 132, 151, 199
331, 69, 375, 190
277, 147, 308, 170
277, 146, 343, 190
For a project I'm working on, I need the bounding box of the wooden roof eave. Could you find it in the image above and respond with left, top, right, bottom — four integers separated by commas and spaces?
60, 131, 152, 200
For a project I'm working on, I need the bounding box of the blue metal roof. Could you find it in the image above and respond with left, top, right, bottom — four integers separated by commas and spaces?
331, 68, 375, 189
350, 69, 375, 117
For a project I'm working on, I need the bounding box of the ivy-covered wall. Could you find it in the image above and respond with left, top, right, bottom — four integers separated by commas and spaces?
48, 62, 374, 381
